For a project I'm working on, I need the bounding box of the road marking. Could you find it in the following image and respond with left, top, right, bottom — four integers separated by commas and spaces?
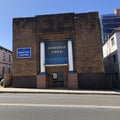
0, 103, 120, 109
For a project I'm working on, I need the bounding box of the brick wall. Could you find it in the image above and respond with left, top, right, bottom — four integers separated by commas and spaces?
12, 12, 112, 89
12, 13, 74, 88
13, 18, 38, 76
36, 13, 74, 75
74, 12, 104, 73
74, 12, 111, 89
12, 18, 37, 87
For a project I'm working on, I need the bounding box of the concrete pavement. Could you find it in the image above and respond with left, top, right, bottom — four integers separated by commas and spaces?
0, 86, 120, 95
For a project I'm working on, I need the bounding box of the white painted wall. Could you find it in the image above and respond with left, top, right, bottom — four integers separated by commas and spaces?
116, 32, 120, 71
103, 33, 118, 58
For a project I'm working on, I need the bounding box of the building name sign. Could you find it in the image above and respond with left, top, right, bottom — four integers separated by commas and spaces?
48, 46, 66, 54
17, 48, 31, 58
45, 41, 68, 64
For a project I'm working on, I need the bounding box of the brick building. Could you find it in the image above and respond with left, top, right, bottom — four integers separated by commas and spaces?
12, 12, 112, 89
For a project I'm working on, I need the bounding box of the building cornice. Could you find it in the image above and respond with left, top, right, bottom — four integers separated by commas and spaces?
0, 46, 12, 53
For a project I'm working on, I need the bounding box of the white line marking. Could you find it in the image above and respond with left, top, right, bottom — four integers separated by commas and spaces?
0, 104, 120, 109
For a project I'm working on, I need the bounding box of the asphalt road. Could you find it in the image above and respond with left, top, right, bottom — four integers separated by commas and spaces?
0, 93, 120, 120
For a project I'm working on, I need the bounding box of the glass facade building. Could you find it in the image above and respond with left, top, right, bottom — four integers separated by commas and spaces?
100, 10, 120, 43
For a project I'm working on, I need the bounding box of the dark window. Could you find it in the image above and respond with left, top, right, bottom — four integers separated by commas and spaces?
3, 53, 5, 61
8, 68, 11, 74
9, 55, 11, 62
114, 73, 119, 80
2, 67, 5, 75
113, 54, 117, 63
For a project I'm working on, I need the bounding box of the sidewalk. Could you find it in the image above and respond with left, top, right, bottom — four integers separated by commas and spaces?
0, 86, 120, 95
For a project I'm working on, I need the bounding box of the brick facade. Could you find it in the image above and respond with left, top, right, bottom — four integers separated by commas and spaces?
12, 12, 112, 89
74, 12, 103, 73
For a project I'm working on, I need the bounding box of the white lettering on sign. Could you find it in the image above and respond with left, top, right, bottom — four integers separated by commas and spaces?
48, 46, 65, 54
17, 48, 31, 58
48, 46, 66, 50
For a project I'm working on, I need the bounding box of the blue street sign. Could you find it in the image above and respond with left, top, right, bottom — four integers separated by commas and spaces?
17, 48, 31, 58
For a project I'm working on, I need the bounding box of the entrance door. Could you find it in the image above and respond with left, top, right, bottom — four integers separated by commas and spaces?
46, 66, 68, 88
52, 72, 64, 87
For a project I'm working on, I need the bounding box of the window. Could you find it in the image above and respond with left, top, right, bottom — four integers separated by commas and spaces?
2, 67, 5, 75
9, 55, 11, 62
8, 68, 11, 74
3, 53, 5, 61
113, 54, 117, 63
111, 37, 115, 46
52, 73, 58, 80
114, 73, 119, 81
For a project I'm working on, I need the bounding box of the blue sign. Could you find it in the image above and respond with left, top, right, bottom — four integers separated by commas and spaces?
17, 48, 31, 58
45, 41, 68, 64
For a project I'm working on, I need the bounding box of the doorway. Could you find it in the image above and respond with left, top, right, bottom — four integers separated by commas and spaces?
46, 66, 68, 88
52, 72, 64, 87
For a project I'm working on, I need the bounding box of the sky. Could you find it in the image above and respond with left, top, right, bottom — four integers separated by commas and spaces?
0, 0, 120, 51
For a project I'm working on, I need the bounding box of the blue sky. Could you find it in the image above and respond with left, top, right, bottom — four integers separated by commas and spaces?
0, 0, 120, 51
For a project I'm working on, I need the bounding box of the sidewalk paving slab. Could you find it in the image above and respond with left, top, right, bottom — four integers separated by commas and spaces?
0, 87, 120, 95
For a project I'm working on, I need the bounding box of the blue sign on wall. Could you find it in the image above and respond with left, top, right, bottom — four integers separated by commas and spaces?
17, 48, 31, 58
45, 41, 68, 64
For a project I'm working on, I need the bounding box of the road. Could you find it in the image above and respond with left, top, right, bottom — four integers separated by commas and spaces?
0, 93, 120, 120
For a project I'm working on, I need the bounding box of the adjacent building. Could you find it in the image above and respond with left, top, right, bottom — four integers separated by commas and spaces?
12, 12, 112, 89
100, 8, 120, 43
0, 46, 12, 79
103, 27, 120, 88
